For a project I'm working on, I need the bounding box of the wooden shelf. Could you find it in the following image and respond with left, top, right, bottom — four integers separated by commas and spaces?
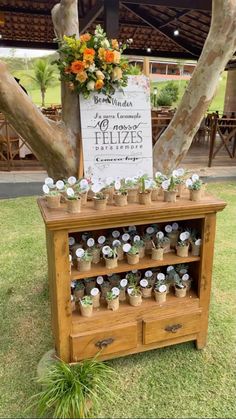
71, 253, 200, 280
72, 289, 199, 330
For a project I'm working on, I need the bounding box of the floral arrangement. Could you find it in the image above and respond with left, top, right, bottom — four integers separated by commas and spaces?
55, 25, 132, 98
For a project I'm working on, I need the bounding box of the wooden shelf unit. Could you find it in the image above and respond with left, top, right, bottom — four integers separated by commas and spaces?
38, 193, 226, 363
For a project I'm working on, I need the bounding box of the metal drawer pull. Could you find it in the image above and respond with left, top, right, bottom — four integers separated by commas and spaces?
165, 323, 183, 333
95, 338, 114, 349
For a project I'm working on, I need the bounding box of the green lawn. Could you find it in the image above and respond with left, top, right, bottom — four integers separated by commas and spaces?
0, 183, 235, 418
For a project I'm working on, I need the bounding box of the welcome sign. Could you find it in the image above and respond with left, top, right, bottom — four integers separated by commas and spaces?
80, 76, 153, 180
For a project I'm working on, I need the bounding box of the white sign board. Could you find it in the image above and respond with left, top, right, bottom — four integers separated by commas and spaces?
80, 76, 153, 179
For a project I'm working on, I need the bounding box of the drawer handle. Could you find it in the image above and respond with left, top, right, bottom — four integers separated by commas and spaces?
165, 323, 182, 333
95, 338, 114, 349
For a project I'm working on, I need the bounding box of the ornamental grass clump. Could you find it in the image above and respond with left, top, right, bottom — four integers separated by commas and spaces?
29, 357, 117, 418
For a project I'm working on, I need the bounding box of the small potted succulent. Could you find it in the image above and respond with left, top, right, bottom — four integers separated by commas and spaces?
133, 235, 145, 258
140, 278, 152, 298
174, 277, 187, 298
191, 237, 202, 256
186, 174, 203, 202
162, 176, 179, 203
114, 180, 128, 206
154, 172, 167, 198
42, 179, 61, 209
106, 288, 120, 311
92, 183, 108, 210
76, 248, 92, 272
138, 175, 152, 205
119, 278, 128, 301
128, 285, 142, 307
151, 173, 163, 201
143, 226, 155, 255
108, 273, 121, 288
176, 231, 190, 257
151, 231, 165, 260
102, 245, 118, 269
172, 168, 187, 198
181, 272, 192, 291
102, 177, 115, 204
90, 287, 100, 308
79, 295, 93, 317
84, 277, 96, 294
125, 177, 139, 203
98, 278, 111, 299
86, 237, 101, 264
74, 178, 90, 205
123, 243, 140, 265
66, 187, 81, 214
154, 278, 167, 304
126, 270, 141, 287
165, 223, 179, 249
112, 239, 124, 261
74, 281, 85, 300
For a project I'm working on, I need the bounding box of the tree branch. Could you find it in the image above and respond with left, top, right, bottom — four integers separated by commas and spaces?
153, 0, 236, 174
0, 61, 77, 178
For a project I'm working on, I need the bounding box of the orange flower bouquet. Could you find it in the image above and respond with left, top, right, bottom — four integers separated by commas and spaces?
55, 25, 132, 98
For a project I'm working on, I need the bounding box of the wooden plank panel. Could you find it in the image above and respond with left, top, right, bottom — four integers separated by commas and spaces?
72, 290, 200, 333
47, 229, 72, 362
143, 310, 201, 345
70, 322, 138, 361
71, 254, 200, 280
196, 213, 216, 349
37, 194, 226, 231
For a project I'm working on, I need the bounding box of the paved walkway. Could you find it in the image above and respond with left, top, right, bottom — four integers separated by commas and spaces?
0, 167, 235, 199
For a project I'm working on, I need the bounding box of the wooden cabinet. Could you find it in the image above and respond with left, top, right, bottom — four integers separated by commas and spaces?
38, 193, 226, 363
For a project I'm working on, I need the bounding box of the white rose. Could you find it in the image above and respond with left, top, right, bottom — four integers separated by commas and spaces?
87, 80, 95, 91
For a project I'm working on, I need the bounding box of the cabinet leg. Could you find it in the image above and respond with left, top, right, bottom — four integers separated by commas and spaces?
195, 334, 207, 350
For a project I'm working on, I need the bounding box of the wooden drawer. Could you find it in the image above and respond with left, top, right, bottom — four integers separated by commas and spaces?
70, 322, 138, 361
143, 311, 201, 345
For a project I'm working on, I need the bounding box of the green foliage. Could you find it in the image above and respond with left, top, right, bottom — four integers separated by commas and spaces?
126, 64, 142, 75
29, 358, 116, 418
156, 91, 173, 107
161, 81, 179, 103
80, 296, 92, 306
75, 281, 85, 290
80, 250, 92, 262
128, 244, 139, 255
106, 291, 118, 301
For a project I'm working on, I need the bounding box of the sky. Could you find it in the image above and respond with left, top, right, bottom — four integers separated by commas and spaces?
0, 48, 55, 58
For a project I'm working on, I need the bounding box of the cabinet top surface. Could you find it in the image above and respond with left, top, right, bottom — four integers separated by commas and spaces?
37, 193, 226, 231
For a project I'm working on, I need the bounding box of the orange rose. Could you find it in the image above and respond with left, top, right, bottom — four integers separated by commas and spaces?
70, 60, 85, 74
95, 79, 104, 90
111, 39, 119, 49
104, 50, 115, 63
84, 48, 95, 56
80, 33, 91, 42
76, 71, 88, 83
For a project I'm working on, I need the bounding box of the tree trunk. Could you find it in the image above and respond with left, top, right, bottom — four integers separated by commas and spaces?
153, 0, 236, 174
41, 88, 45, 107
0, 0, 236, 179
223, 69, 236, 114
